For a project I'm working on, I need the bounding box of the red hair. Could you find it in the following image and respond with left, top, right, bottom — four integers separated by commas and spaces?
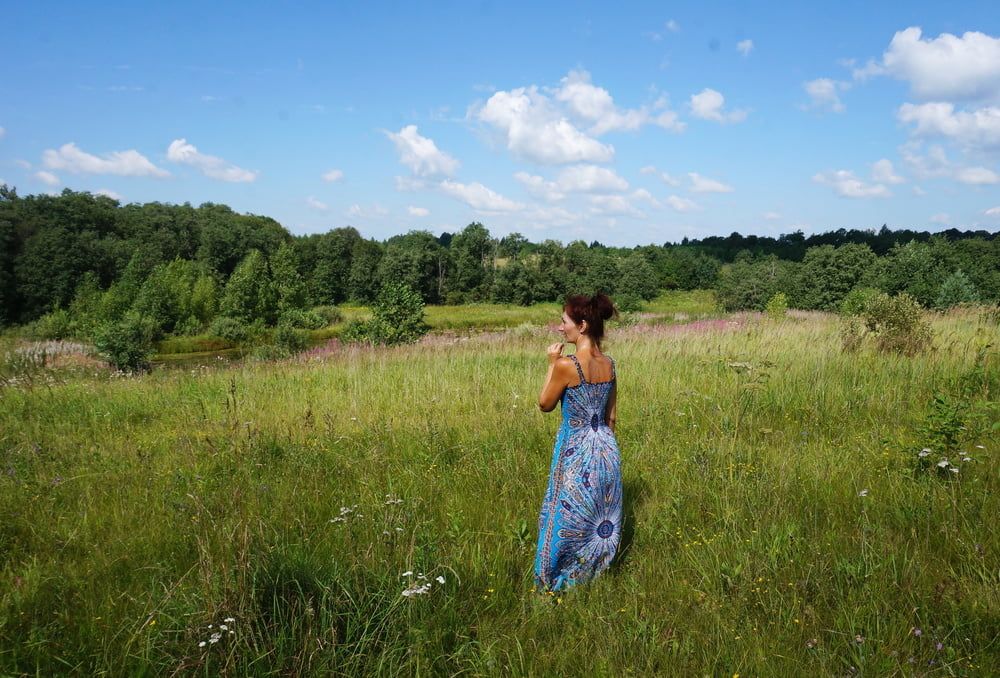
564, 293, 618, 346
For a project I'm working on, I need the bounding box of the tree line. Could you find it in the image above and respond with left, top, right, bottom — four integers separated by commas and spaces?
1, 187, 997, 336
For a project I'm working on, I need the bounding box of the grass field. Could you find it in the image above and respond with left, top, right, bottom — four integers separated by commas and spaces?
0, 299, 997, 675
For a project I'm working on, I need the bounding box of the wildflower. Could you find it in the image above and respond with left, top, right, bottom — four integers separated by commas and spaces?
401, 570, 413, 577
962, 456, 972, 462
937, 459, 949, 468
949, 467, 959, 474
936, 642, 943, 651
913, 628, 922, 637
401, 582, 432, 597
858, 489, 868, 497
219, 624, 228, 631
436, 575, 445, 584
974, 444, 984, 449
199, 641, 207, 648
209, 632, 223, 644
223, 617, 235, 623
806, 638, 818, 649
918, 449, 930, 458
854, 634, 865, 644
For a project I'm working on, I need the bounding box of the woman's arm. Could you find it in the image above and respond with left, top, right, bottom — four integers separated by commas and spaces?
538, 344, 572, 412
604, 381, 617, 433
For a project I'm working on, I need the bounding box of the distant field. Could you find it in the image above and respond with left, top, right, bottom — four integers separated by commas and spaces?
0, 305, 997, 675
154, 290, 721, 357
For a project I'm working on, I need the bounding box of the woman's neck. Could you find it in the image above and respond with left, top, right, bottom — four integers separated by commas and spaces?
575, 336, 601, 356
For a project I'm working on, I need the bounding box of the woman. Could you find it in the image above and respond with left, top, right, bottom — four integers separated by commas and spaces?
534, 293, 621, 592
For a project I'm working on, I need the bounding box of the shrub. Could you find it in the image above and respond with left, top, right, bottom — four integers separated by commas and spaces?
615, 293, 644, 313
175, 315, 203, 336
310, 305, 343, 326
765, 292, 788, 320
209, 316, 252, 343
92, 313, 156, 372
840, 286, 880, 316
934, 270, 979, 310
279, 308, 327, 330
31, 308, 75, 340
341, 282, 428, 346
274, 323, 309, 354
861, 292, 932, 356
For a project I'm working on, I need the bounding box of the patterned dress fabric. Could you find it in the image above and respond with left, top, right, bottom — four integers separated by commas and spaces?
534, 353, 622, 592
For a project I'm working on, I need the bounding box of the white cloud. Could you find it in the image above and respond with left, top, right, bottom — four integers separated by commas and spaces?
813, 170, 891, 198
407, 206, 430, 217
514, 171, 566, 202
554, 70, 685, 135
912, 186, 926, 196
478, 86, 615, 164
689, 172, 733, 193
955, 166, 1000, 185
439, 179, 524, 212
689, 88, 747, 123
983, 206, 1000, 217
737, 39, 754, 57
897, 102, 1000, 149
876, 27, 1000, 101
930, 212, 950, 224
43, 142, 169, 177
666, 195, 699, 212
0, 126, 5, 139
631, 188, 661, 207
556, 164, 629, 193
588, 194, 643, 217
385, 125, 459, 177
306, 196, 329, 211
640, 165, 681, 186
35, 170, 60, 186
394, 175, 427, 192
763, 211, 782, 220
322, 169, 344, 182
346, 203, 388, 218
871, 158, 905, 184
167, 139, 257, 182
95, 188, 123, 201
665, 19, 679, 33
900, 141, 952, 179
803, 78, 848, 113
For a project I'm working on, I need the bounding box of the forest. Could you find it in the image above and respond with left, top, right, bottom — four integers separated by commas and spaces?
1, 186, 997, 339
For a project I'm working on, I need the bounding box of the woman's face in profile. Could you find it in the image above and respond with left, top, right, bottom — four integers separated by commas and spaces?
559, 311, 582, 343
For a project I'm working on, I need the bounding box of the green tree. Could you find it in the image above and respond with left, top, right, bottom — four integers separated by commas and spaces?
220, 249, 278, 325
616, 252, 660, 301
347, 238, 384, 303
449, 222, 496, 301
270, 242, 308, 312
935, 270, 979, 309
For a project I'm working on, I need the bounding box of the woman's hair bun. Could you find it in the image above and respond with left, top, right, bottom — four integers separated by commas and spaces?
590, 293, 617, 321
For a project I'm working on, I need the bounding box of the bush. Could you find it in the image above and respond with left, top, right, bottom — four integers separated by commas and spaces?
615, 293, 644, 313
209, 316, 252, 343
279, 308, 327, 330
861, 292, 932, 356
175, 315, 203, 336
342, 282, 428, 346
840, 286, 880, 316
92, 313, 156, 372
31, 308, 75, 340
310, 305, 343, 326
935, 270, 979, 310
765, 292, 788, 320
274, 323, 309, 354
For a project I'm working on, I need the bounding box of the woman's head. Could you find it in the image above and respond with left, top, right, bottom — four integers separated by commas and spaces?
560, 293, 618, 346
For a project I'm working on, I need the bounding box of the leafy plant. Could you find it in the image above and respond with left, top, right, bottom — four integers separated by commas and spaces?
92, 313, 156, 372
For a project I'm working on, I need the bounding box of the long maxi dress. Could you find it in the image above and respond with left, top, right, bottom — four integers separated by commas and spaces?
534, 353, 622, 592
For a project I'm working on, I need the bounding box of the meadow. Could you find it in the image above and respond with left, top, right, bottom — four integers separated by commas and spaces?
0, 294, 997, 676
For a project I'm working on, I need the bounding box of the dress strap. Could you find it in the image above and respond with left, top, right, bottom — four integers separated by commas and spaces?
568, 354, 587, 384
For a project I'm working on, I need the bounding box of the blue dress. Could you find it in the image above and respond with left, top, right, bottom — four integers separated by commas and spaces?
534, 353, 622, 591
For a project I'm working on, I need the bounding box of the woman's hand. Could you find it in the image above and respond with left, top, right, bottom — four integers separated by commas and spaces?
546, 342, 564, 364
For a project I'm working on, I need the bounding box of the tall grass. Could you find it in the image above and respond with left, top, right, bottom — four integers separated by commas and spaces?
0, 308, 996, 675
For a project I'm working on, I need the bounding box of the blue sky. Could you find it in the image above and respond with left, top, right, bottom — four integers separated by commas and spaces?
2, 1, 998, 246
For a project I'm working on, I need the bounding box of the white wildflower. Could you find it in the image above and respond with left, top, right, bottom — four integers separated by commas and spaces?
199, 641, 207, 648
918, 449, 931, 458
937, 459, 949, 468
401, 570, 413, 577
436, 575, 445, 584
209, 632, 222, 644
219, 624, 228, 631
223, 617, 235, 623
858, 489, 869, 497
